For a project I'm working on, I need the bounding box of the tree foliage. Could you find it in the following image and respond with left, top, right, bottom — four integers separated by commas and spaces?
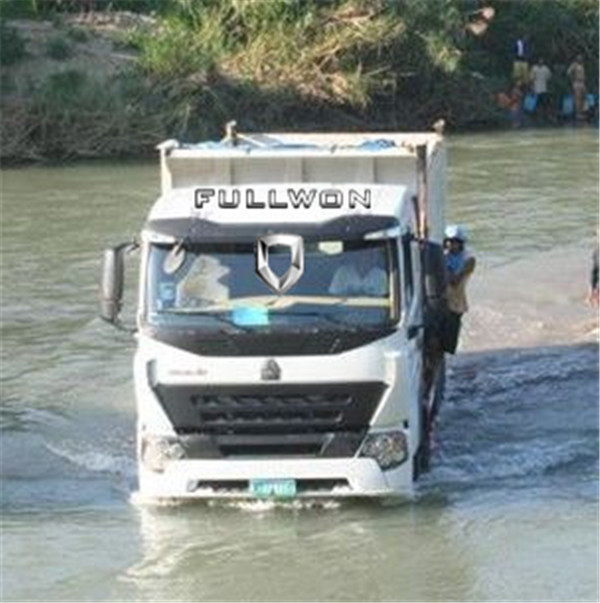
1, 0, 598, 161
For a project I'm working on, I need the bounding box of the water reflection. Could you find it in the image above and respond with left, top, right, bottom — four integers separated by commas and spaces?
125, 500, 475, 602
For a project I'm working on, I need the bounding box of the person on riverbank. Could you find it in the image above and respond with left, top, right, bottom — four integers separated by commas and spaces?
498, 84, 524, 128
567, 55, 586, 120
512, 35, 530, 87
442, 225, 476, 354
508, 83, 524, 127
530, 57, 552, 121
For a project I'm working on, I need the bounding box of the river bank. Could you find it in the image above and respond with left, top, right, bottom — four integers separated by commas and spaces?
1, 1, 598, 163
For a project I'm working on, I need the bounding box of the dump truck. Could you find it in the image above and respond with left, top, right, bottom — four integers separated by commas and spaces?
100, 129, 448, 501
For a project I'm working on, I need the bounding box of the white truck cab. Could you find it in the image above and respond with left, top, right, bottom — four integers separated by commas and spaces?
100, 130, 448, 501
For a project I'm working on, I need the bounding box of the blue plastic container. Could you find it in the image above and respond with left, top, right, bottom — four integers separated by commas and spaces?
585, 93, 596, 109
523, 93, 538, 113
562, 95, 575, 116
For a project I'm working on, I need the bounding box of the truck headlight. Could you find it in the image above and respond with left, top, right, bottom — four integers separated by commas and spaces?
141, 435, 186, 472
359, 431, 408, 470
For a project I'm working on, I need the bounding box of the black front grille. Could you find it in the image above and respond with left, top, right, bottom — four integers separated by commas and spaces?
153, 383, 385, 438
191, 392, 351, 433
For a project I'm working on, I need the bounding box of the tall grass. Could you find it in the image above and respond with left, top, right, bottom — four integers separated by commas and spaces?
45, 34, 72, 59
130, 14, 227, 78
131, 1, 408, 108
126, 0, 526, 123
0, 22, 27, 65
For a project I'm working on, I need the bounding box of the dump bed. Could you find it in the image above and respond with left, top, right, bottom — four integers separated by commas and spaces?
157, 131, 446, 242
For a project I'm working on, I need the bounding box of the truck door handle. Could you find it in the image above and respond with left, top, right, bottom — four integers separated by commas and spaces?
407, 324, 423, 339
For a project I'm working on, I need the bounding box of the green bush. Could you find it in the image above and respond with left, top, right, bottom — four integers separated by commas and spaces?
134, 17, 222, 78
45, 35, 72, 60
0, 0, 39, 19
43, 69, 87, 102
0, 22, 27, 65
49, 12, 64, 29
1, 72, 15, 93
23, 69, 177, 159
66, 26, 89, 43
112, 31, 139, 51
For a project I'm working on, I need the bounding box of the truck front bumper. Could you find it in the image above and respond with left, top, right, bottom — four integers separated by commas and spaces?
136, 457, 413, 501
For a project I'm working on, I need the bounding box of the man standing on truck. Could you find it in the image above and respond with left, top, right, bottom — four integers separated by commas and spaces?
442, 225, 476, 354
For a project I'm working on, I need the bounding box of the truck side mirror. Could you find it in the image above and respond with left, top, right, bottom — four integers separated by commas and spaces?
99, 241, 137, 327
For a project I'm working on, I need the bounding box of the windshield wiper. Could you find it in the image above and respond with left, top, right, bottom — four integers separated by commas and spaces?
283, 311, 362, 332
161, 309, 253, 333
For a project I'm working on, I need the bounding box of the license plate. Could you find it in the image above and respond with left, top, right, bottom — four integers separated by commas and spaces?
250, 479, 297, 499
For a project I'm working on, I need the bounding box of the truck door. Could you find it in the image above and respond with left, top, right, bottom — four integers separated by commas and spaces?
401, 233, 424, 446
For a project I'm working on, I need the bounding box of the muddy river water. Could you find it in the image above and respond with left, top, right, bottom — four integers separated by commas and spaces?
1, 128, 598, 601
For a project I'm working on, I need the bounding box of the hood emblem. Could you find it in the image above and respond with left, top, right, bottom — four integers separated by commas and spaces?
261, 359, 281, 381
255, 234, 304, 294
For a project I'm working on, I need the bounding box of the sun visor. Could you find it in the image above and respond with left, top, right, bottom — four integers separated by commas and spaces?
144, 215, 399, 244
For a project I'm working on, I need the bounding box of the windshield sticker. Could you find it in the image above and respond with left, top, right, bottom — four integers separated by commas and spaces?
231, 306, 270, 326
318, 241, 343, 255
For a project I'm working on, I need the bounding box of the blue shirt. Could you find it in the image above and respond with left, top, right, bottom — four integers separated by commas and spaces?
446, 250, 467, 275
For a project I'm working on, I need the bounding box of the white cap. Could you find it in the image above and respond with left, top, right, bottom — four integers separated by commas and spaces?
444, 224, 468, 242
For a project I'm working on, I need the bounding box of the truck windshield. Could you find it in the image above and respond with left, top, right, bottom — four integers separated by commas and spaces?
146, 239, 398, 330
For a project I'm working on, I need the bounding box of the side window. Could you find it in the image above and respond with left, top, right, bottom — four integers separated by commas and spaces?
402, 233, 414, 305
